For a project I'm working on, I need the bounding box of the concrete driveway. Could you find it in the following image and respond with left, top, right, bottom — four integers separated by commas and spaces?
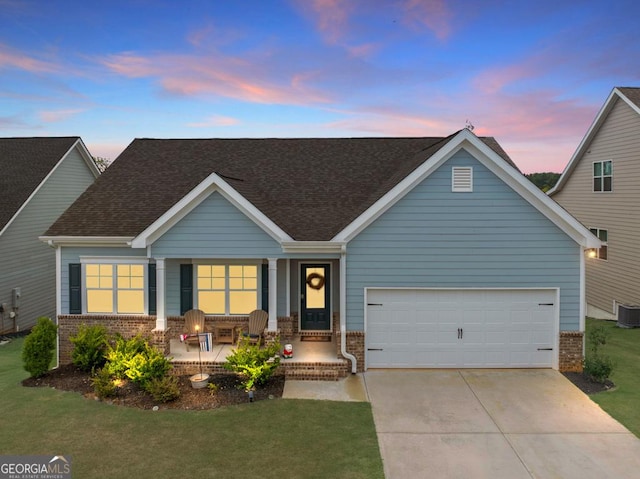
364, 369, 640, 479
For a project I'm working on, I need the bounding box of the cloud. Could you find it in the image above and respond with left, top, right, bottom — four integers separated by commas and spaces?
186, 115, 240, 128
100, 51, 332, 105
301, 0, 352, 44
38, 108, 84, 123
400, 0, 453, 40
0, 114, 30, 129
0, 43, 61, 73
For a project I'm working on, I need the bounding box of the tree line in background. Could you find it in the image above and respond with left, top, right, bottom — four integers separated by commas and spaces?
525, 172, 561, 192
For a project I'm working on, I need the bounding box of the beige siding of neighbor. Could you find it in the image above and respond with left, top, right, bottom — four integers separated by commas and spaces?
554, 98, 640, 315
0, 147, 96, 331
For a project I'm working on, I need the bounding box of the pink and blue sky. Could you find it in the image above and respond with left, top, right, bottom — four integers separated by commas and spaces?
2, 0, 639, 173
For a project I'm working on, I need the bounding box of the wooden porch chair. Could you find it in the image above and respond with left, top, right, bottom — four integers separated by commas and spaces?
241, 309, 268, 346
183, 309, 206, 351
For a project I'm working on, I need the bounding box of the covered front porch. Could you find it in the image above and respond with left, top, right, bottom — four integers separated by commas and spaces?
169, 333, 350, 381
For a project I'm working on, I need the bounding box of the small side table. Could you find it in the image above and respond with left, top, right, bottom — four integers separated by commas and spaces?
214, 323, 236, 344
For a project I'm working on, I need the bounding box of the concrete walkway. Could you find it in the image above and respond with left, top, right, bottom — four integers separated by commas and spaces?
364, 369, 640, 479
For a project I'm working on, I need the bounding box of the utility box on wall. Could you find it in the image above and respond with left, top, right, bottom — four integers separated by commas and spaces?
12, 287, 21, 309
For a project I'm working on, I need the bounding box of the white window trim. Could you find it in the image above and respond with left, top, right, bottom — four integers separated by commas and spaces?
193, 261, 262, 315
588, 228, 608, 261
452, 166, 473, 192
592, 160, 613, 193
80, 257, 149, 314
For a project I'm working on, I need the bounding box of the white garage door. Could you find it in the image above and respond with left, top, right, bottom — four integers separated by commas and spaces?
366, 289, 557, 369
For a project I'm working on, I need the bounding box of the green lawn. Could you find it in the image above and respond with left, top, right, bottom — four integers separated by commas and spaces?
1, 338, 384, 479
586, 318, 640, 437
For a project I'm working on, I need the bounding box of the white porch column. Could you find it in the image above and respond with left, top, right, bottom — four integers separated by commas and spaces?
155, 258, 167, 330
267, 258, 278, 331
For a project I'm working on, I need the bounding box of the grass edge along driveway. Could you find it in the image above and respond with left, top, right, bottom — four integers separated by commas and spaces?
586, 318, 640, 438
1, 338, 383, 479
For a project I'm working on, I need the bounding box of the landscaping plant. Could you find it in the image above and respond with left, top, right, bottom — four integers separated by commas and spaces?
70, 324, 109, 372
22, 316, 58, 378
583, 323, 614, 383
96, 334, 177, 402
224, 337, 281, 391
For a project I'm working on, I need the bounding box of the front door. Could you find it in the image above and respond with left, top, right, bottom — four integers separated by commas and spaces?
301, 264, 331, 331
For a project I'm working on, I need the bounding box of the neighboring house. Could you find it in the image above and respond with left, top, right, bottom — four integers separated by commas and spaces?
42, 129, 599, 372
0, 137, 100, 333
550, 86, 640, 320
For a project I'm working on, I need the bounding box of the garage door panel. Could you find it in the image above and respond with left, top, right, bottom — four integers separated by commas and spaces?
366, 289, 557, 369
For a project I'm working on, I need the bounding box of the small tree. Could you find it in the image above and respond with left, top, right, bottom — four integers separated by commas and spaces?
22, 317, 58, 378
583, 323, 614, 383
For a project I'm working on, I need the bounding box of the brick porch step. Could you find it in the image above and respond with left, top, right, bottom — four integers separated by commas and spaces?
281, 361, 349, 381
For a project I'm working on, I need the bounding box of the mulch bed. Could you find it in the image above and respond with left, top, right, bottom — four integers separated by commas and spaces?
562, 371, 615, 394
22, 363, 285, 410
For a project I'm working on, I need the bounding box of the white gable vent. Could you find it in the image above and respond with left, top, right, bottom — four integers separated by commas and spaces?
452, 167, 473, 192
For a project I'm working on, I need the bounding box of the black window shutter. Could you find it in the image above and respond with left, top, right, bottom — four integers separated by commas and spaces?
261, 263, 269, 313
69, 263, 82, 314
148, 263, 157, 315
180, 264, 193, 314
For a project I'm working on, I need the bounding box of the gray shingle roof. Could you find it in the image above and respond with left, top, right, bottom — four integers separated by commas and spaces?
46, 134, 516, 241
0, 137, 80, 231
618, 87, 640, 108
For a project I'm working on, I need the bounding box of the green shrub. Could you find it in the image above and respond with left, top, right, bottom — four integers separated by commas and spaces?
584, 354, 614, 383
104, 335, 148, 379
224, 337, 281, 391
584, 323, 615, 383
123, 346, 172, 387
70, 324, 109, 372
104, 334, 172, 386
145, 375, 181, 403
92, 367, 119, 398
22, 317, 58, 378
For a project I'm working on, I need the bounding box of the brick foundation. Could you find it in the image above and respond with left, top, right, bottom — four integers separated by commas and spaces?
559, 331, 584, 372
336, 331, 365, 372
57, 315, 157, 364
58, 314, 297, 364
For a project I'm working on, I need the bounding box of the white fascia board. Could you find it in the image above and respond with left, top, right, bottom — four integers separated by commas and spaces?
74, 138, 102, 178
334, 128, 600, 248
549, 88, 634, 196
281, 241, 345, 254
39, 236, 134, 247
130, 171, 293, 248
333, 131, 469, 243
333, 130, 490, 242
462, 137, 601, 248
0, 139, 98, 238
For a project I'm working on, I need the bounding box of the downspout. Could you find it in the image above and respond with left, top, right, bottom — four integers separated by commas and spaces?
340, 245, 357, 373
49, 240, 61, 369
580, 246, 586, 359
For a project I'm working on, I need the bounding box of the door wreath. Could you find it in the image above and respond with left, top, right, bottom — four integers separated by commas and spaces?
306, 272, 325, 290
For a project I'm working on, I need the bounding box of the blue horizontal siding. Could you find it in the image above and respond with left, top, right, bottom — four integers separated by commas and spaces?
346, 150, 581, 332
151, 191, 282, 258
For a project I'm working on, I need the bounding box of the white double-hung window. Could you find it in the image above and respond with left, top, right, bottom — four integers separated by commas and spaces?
196, 263, 258, 315
83, 259, 147, 314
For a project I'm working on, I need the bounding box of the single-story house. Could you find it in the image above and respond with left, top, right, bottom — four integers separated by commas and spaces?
42, 129, 599, 373
550, 87, 640, 322
0, 137, 99, 333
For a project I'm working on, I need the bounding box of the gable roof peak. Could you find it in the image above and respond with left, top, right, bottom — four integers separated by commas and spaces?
549, 86, 640, 195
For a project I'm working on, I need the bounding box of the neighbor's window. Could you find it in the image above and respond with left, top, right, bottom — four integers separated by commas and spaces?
589, 228, 608, 260
593, 161, 612, 192
197, 264, 258, 315
86, 263, 145, 313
